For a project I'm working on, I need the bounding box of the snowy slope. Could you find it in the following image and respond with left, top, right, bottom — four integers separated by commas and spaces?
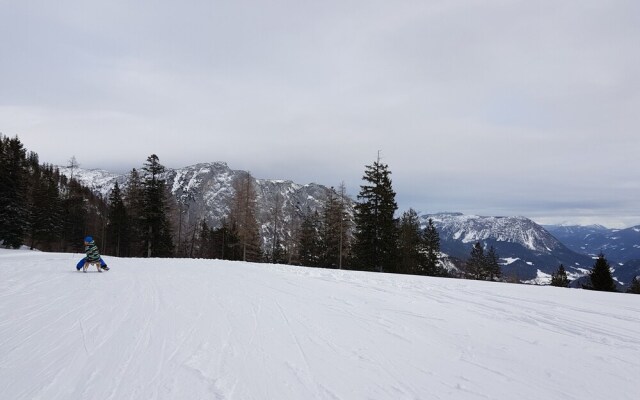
1, 249, 639, 400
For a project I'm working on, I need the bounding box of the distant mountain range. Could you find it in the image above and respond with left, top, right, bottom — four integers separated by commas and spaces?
543, 224, 640, 264
425, 213, 594, 282
60, 164, 640, 287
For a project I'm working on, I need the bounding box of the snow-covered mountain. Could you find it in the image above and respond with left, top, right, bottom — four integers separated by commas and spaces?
544, 224, 640, 264
165, 162, 341, 239
61, 163, 349, 251
426, 213, 594, 282
57, 166, 126, 196
2, 248, 638, 400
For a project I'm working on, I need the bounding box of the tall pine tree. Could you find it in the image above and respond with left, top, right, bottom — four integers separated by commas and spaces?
423, 218, 445, 276
26, 164, 62, 251
397, 208, 425, 275
296, 209, 322, 267
123, 168, 145, 256
142, 155, 174, 257
466, 242, 487, 280
61, 178, 88, 252
0, 135, 29, 248
106, 182, 129, 256
351, 158, 398, 273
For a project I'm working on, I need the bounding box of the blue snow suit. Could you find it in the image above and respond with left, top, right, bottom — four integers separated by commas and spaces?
76, 257, 107, 270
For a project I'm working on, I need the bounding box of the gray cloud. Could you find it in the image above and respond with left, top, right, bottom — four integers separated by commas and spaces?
1, 0, 639, 227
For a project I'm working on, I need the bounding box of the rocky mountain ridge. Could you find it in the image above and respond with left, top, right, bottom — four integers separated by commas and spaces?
424, 213, 595, 282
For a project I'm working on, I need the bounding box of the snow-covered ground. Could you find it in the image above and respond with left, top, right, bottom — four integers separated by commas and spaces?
1, 249, 639, 400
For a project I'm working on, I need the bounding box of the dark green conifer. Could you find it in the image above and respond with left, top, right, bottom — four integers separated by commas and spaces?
397, 208, 424, 275
351, 158, 398, 273
26, 164, 62, 250
467, 242, 487, 280
142, 155, 174, 257
61, 178, 88, 252
106, 182, 129, 256
423, 218, 445, 276
0, 136, 29, 248
123, 168, 145, 256
586, 253, 617, 292
297, 210, 322, 267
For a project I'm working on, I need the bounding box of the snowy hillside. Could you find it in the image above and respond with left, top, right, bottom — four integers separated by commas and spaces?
1, 249, 639, 400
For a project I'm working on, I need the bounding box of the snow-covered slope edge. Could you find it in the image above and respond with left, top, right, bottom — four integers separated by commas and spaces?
1, 248, 638, 400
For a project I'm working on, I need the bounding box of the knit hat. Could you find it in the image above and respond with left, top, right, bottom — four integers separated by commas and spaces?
84, 236, 93, 243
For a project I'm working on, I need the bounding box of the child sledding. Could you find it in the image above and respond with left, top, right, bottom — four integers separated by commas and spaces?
78, 236, 109, 272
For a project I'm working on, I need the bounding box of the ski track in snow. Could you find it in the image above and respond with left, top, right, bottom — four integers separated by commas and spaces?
1, 249, 639, 400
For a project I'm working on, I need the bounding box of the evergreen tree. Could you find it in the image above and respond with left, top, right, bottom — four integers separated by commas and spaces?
351, 158, 399, 273
141, 155, 174, 257
466, 242, 487, 280
123, 168, 145, 256
195, 220, 213, 258
0, 135, 29, 248
423, 218, 445, 276
106, 182, 129, 256
627, 276, 640, 294
0, 135, 108, 252
585, 253, 617, 292
397, 208, 425, 275
210, 222, 240, 260
296, 209, 322, 267
26, 164, 62, 251
485, 245, 502, 281
60, 178, 88, 252
550, 264, 570, 287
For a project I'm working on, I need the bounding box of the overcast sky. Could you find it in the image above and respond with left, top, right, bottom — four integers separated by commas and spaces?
2, 1, 639, 227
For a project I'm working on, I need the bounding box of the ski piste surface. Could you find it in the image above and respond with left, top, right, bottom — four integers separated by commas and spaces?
1, 249, 639, 400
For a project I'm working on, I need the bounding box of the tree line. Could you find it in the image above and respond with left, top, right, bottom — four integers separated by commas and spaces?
0, 135, 447, 279
0, 135, 107, 252
2, 134, 638, 292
